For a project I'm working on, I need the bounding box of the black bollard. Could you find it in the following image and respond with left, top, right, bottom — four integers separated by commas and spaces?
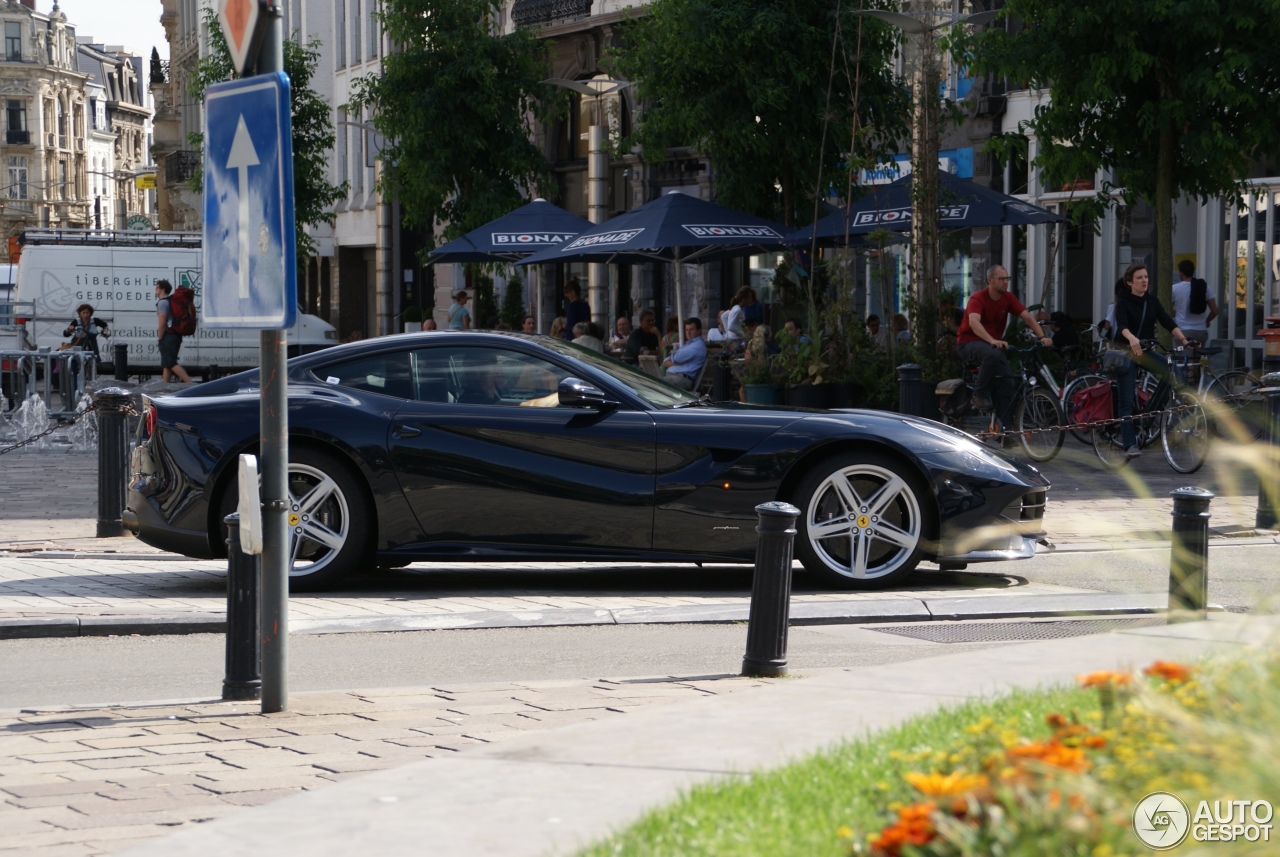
712, 358, 731, 402
1256, 372, 1280, 530
897, 363, 923, 417
1169, 487, 1213, 621
112, 342, 128, 382
742, 501, 802, 678
94, 387, 131, 537
223, 513, 262, 702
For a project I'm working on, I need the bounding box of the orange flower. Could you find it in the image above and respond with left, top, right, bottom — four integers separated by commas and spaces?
1006, 739, 1091, 773
870, 802, 938, 857
1077, 670, 1133, 688
1046, 712, 1069, 728
1144, 660, 1194, 682
1084, 735, 1107, 749
905, 770, 990, 797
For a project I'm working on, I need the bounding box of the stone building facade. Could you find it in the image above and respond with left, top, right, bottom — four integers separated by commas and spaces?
0, 0, 91, 255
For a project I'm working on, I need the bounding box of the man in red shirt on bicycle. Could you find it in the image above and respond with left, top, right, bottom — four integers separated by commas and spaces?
956, 264, 1053, 430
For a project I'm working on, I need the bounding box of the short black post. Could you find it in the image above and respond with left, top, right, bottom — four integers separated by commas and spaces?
94, 387, 131, 537
1256, 372, 1280, 530
712, 358, 731, 402
742, 501, 801, 678
112, 342, 128, 382
897, 363, 923, 417
223, 513, 262, 702
1169, 487, 1213, 621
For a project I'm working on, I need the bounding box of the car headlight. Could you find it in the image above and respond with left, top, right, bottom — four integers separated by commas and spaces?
911, 421, 1020, 474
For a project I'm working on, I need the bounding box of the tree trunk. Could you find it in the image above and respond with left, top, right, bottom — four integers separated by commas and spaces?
910, 45, 942, 333
1155, 124, 1176, 345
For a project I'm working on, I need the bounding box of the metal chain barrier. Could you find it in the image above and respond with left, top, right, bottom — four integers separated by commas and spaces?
0, 398, 137, 456
971, 386, 1256, 442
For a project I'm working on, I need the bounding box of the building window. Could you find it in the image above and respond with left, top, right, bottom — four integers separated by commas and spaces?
6, 99, 24, 130
5, 21, 20, 62
336, 0, 346, 68
7, 155, 27, 198
368, 0, 379, 59
352, 0, 362, 65
59, 159, 68, 199
5, 98, 27, 144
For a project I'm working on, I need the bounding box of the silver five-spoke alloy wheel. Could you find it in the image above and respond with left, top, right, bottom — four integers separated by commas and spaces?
795, 453, 929, 588
285, 463, 351, 578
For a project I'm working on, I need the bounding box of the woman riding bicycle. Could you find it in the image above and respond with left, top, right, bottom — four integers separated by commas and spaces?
1112, 262, 1191, 458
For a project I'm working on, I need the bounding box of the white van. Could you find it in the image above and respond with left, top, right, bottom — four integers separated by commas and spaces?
14, 230, 337, 374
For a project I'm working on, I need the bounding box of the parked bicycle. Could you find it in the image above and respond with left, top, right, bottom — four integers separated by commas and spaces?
1089, 340, 1209, 473
1170, 344, 1265, 440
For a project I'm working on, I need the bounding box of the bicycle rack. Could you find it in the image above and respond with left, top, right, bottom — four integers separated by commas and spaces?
0, 347, 96, 418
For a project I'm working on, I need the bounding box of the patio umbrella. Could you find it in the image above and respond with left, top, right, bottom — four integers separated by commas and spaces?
787, 169, 1064, 244
518, 190, 789, 333
427, 199, 593, 332
426, 198, 593, 263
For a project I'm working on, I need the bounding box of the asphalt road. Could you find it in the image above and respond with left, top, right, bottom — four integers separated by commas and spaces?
1, 623, 1004, 711
3, 544, 1274, 710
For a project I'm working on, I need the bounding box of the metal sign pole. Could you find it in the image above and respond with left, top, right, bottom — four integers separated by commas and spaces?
254, 5, 289, 715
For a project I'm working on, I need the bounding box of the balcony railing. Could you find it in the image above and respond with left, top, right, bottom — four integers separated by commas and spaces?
512, 0, 592, 27
165, 150, 200, 184
5, 129, 29, 145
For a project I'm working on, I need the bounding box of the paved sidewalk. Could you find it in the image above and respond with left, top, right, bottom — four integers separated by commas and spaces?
0, 674, 777, 857
0, 615, 1272, 857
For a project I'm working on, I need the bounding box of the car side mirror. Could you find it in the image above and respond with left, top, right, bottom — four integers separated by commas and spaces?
557, 377, 619, 410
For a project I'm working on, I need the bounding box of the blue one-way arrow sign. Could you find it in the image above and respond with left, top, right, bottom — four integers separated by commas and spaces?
202, 73, 297, 328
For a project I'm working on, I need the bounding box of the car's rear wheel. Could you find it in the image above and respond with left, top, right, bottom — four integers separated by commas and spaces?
218, 448, 371, 592
792, 451, 932, 589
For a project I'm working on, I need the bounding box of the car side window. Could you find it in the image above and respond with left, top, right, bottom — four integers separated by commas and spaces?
313, 351, 414, 400
410, 346, 570, 407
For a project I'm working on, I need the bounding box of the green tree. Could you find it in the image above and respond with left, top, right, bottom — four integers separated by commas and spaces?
350, 1, 559, 248
613, 0, 909, 226
471, 270, 498, 328
187, 11, 347, 263
966, 0, 1280, 313
500, 271, 527, 328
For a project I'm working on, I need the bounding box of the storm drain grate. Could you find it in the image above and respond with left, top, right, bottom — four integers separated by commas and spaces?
871, 617, 1167, 644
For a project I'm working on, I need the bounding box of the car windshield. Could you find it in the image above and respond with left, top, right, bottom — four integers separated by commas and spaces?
536, 337, 702, 409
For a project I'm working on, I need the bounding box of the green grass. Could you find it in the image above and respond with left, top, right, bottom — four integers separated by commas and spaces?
576, 684, 1097, 857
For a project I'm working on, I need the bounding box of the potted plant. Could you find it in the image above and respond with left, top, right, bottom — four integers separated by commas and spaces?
776, 329, 831, 409
400, 305, 423, 333
739, 349, 784, 404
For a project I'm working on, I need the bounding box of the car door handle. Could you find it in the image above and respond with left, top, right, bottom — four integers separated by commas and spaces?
392, 423, 422, 439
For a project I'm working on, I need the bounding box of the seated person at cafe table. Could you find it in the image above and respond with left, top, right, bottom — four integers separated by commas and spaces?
623, 310, 660, 365
662, 317, 707, 390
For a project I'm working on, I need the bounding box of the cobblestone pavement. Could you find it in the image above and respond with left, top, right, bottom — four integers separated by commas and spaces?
0, 674, 776, 856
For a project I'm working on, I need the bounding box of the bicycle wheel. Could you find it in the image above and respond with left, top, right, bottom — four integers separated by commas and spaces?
1091, 420, 1130, 469
1204, 370, 1264, 440
1062, 372, 1108, 445
1162, 392, 1209, 474
1015, 387, 1065, 461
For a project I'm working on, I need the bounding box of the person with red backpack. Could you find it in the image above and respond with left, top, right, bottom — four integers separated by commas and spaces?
155, 279, 193, 383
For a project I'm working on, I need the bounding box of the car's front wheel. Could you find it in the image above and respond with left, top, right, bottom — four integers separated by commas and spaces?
793, 452, 932, 589
219, 448, 371, 592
